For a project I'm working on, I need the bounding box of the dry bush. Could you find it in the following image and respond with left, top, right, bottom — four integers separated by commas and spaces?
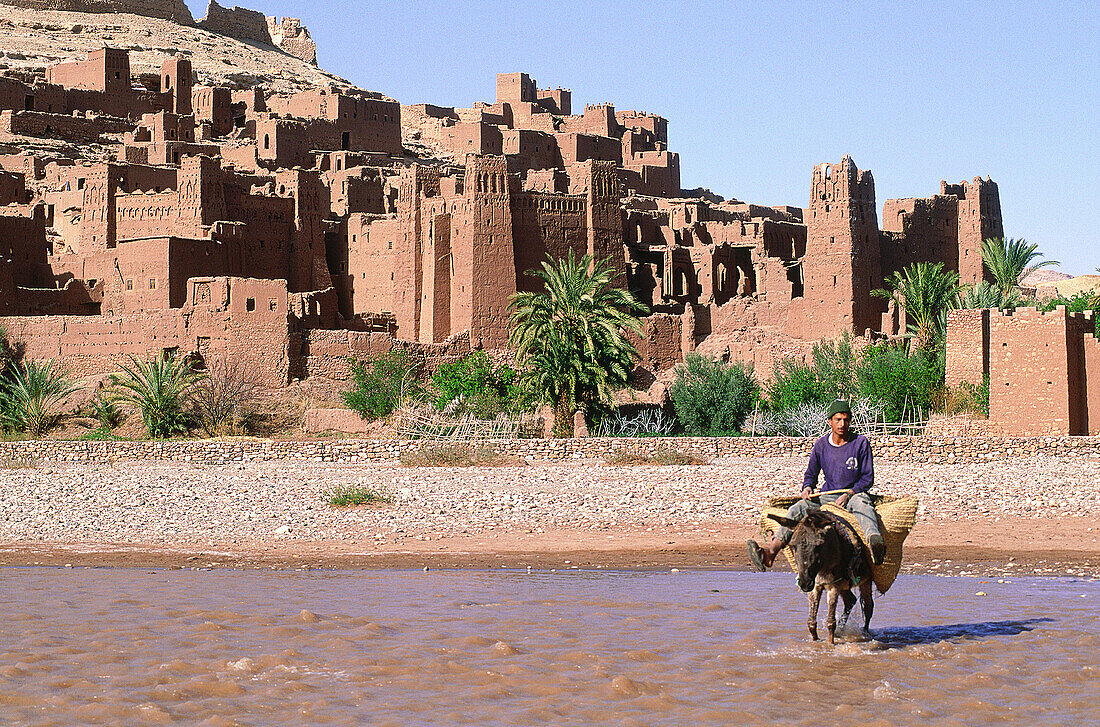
400, 444, 525, 468
604, 447, 709, 466
194, 357, 262, 437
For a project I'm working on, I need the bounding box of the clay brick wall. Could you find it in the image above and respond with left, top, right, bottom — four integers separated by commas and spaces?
945, 307, 990, 388
0, 276, 290, 386
0, 0, 194, 23
1085, 334, 1100, 436
0, 110, 132, 142
947, 177, 1002, 286
556, 132, 622, 166
192, 86, 233, 137
989, 307, 1093, 436
510, 192, 587, 290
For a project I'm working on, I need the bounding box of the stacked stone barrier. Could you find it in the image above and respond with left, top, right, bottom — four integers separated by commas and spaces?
1, 436, 1098, 466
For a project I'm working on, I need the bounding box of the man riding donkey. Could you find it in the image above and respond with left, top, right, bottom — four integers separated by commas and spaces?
747, 400, 886, 570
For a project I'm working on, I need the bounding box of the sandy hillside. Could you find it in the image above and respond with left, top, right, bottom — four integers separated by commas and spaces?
0, 5, 359, 95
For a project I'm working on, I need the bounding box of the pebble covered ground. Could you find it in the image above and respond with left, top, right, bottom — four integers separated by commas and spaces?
1, 455, 1098, 545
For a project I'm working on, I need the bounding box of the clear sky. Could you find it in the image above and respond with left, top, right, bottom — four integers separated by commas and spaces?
187, 1, 1099, 274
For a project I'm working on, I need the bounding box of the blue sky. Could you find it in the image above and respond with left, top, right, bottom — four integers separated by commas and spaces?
187, 1, 1099, 274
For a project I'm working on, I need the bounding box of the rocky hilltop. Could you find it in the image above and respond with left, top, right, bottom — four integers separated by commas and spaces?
0, 3, 340, 93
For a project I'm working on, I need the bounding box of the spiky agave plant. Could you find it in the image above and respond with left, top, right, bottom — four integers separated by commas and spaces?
508, 251, 646, 436
110, 354, 205, 439
0, 359, 78, 436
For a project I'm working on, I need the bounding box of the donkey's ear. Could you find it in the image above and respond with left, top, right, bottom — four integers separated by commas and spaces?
766, 513, 799, 529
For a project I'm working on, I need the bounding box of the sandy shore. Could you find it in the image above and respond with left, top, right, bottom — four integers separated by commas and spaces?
1, 456, 1097, 577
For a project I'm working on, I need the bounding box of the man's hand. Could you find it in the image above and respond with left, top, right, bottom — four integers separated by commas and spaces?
801, 488, 814, 500
834, 492, 851, 509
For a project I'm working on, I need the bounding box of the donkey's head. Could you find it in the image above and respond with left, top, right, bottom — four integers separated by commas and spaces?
767, 510, 843, 593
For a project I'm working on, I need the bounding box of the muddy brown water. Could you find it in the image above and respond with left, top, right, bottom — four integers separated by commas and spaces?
0, 569, 1096, 726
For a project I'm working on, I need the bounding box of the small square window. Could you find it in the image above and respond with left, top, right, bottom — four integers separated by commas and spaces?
149, 279, 156, 289
126, 280, 133, 291
246, 298, 256, 312
269, 299, 278, 311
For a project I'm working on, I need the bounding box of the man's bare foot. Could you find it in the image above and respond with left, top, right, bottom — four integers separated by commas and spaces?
762, 539, 783, 567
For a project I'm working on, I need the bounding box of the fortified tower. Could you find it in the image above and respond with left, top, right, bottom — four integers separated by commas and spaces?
573, 159, 626, 283
943, 177, 1002, 286
160, 57, 193, 116
453, 155, 515, 349
794, 156, 882, 339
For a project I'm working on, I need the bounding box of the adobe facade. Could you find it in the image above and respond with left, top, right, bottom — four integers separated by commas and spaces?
946, 307, 1100, 436
0, 39, 1011, 397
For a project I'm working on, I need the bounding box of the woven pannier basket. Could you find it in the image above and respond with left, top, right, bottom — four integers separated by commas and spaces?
758, 494, 919, 594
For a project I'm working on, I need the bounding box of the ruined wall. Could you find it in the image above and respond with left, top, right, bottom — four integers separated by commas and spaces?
0, 0, 194, 22
267, 16, 317, 65
198, 1, 271, 44
0, 110, 132, 142
944, 308, 990, 388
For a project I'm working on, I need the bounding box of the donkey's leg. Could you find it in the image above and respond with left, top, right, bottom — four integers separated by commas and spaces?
826, 588, 840, 644
807, 586, 822, 641
859, 579, 875, 635
838, 589, 857, 630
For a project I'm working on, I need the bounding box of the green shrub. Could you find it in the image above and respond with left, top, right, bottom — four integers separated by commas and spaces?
767, 359, 826, 411
342, 349, 423, 421
430, 351, 519, 418
945, 376, 990, 417
87, 393, 124, 429
0, 359, 78, 435
855, 343, 943, 422
766, 333, 855, 410
670, 354, 759, 435
110, 354, 204, 439
324, 484, 393, 507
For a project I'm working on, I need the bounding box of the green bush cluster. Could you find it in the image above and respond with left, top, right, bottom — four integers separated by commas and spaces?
669, 354, 759, 436
430, 350, 521, 420
342, 349, 423, 421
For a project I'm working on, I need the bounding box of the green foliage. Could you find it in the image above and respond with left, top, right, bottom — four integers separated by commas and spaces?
110, 354, 204, 439
981, 237, 1060, 304
324, 484, 393, 507
87, 393, 124, 429
342, 349, 423, 421
767, 332, 855, 410
956, 280, 1021, 310
430, 351, 519, 418
944, 376, 990, 418
670, 354, 759, 435
509, 251, 645, 435
854, 343, 944, 422
873, 262, 963, 351
0, 359, 78, 435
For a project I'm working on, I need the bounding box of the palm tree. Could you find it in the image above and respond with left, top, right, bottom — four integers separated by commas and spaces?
873, 262, 963, 351
981, 237, 1060, 304
110, 354, 205, 439
0, 359, 78, 436
956, 280, 1022, 310
508, 251, 646, 436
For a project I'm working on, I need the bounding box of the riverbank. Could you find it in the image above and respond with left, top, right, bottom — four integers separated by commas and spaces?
1, 456, 1097, 577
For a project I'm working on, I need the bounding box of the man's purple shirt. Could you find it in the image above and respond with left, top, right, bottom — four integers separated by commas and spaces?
803, 433, 874, 494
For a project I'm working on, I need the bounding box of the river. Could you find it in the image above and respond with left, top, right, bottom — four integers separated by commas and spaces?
0, 568, 1096, 725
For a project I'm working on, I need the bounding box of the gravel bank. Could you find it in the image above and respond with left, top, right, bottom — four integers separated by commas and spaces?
2, 455, 1098, 545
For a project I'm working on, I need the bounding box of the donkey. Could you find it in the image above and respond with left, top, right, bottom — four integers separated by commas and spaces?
767, 509, 874, 643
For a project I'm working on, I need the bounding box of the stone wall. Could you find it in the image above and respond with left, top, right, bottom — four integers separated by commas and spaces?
198, 0, 271, 45
0, 0, 194, 23
2, 435, 1097, 466
945, 307, 989, 387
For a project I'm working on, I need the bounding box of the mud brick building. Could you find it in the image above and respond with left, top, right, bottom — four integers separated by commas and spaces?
0, 16, 1026, 402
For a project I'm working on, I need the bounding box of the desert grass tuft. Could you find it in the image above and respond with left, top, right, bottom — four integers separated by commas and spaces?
604, 447, 709, 466
400, 444, 525, 468
324, 484, 393, 507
